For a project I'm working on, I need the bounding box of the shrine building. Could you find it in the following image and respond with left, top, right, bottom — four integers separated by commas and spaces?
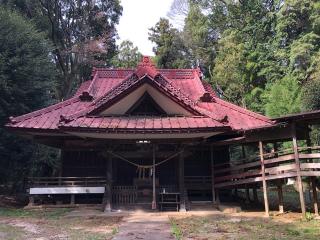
6, 56, 320, 216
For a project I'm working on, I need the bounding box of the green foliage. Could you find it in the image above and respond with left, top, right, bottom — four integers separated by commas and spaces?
302, 51, 320, 111
211, 30, 246, 106
263, 76, 302, 117
183, 3, 216, 75
151, 0, 320, 118
2, 0, 123, 99
305, 212, 315, 221
0, 7, 59, 191
169, 218, 183, 240
112, 40, 142, 68
0, 207, 71, 219
148, 18, 190, 68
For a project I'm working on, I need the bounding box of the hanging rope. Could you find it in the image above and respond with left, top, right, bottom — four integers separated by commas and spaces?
107, 148, 184, 169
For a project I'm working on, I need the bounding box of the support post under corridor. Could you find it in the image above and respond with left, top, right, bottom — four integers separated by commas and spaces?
152, 145, 157, 210
259, 141, 269, 216
291, 123, 306, 216
179, 148, 186, 212
306, 136, 319, 216
210, 146, 217, 205
277, 180, 284, 214
104, 154, 113, 212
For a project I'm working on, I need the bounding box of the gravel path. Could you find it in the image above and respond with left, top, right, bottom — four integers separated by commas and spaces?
112, 212, 174, 240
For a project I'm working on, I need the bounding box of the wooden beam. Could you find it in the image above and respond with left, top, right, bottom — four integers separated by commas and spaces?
292, 123, 306, 216
246, 126, 292, 143
152, 145, 157, 210
311, 177, 319, 216
210, 146, 216, 205
215, 171, 298, 188
306, 135, 319, 216
104, 154, 113, 212
259, 141, 269, 216
179, 148, 186, 212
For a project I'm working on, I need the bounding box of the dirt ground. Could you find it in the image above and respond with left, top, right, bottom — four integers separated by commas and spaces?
1, 188, 320, 240
0, 207, 122, 240
1, 207, 320, 240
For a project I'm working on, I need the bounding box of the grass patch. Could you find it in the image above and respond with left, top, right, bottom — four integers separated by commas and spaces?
169, 218, 183, 240
112, 227, 119, 235
171, 215, 320, 240
0, 207, 71, 219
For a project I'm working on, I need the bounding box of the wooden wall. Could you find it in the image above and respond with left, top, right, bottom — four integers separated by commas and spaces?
62, 150, 106, 177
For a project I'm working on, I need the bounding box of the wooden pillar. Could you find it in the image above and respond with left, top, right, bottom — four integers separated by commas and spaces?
305, 136, 319, 216
104, 154, 113, 212
277, 180, 284, 214
291, 123, 306, 216
179, 148, 186, 212
245, 185, 250, 204
273, 142, 284, 213
152, 145, 157, 210
234, 188, 238, 200
210, 146, 217, 205
259, 141, 269, 216
242, 146, 250, 204
311, 177, 319, 216
216, 189, 220, 204
253, 186, 259, 203
59, 150, 64, 186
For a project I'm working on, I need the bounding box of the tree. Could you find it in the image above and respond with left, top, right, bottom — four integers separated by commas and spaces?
1, 0, 123, 99
112, 40, 142, 68
263, 76, 302, 117
183, 3, 217, 75
149, 18, 190, 68
211, 30, 247, 106
0, 7, 58, 191
207, 0, 277, 109
265, 0, 320, 116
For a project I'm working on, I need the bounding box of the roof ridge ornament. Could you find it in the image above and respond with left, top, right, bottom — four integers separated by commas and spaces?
79, 91, 94, 101
136, 56, 159, 79
200, 92, 214, 102
138, 56, 156, 68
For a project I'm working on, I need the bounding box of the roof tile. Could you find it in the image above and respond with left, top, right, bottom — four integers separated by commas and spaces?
6, 56, 274, 134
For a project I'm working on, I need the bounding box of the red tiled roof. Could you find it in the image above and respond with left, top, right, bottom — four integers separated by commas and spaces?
7, 97, 91, 131
6, 56, 275, 135
59, 116, 229, 133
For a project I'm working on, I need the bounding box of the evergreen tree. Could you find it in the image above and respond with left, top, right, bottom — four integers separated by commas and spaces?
183, 3, 216, 75
0, 7, 58, 191
112, 40, 142, 68
263, 0, 320, 116
148, 18, 190, 68
1, 0, 123, 99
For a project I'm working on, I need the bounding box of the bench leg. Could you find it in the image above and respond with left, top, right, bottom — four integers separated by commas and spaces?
70, 194, 75, 205
28, 196, 34, 207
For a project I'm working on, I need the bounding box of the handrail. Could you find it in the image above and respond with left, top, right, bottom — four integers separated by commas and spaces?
214, 145, 320, 169
28, 176, 108, 187
213, 150, 320, 188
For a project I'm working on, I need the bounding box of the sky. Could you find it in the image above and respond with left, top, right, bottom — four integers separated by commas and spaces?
117, 0, 174, 56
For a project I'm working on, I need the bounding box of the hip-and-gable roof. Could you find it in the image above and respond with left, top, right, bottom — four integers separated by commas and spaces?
6, 56, 274, 139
